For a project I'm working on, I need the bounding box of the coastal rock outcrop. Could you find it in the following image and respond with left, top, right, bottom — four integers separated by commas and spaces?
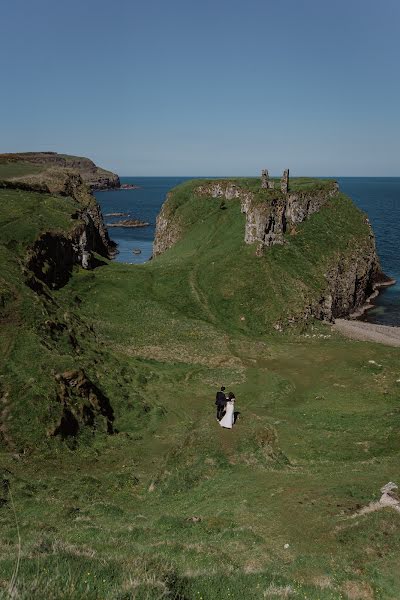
195, 179, 339, 247
313, 230, 387, 321
153, 177, 388, 322
0, 168, 116, 291
153, 191, 185, 257
25, 173, 115, 290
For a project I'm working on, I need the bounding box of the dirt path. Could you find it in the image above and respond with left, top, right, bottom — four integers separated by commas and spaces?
334, 319, 400, 347
188, 267, 217, 324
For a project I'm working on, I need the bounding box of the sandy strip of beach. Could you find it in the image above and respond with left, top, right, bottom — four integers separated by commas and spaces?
334, 319, 400, 347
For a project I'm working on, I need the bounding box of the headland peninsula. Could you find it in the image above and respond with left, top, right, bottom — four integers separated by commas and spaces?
1, 153, 399, 599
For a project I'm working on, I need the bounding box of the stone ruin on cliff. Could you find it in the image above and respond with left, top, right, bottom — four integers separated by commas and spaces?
261, 169, 275, 190
261, 168, 290, 193
194, 176, 339, 252
155, 171, 340, 261
281, 169, 289, 193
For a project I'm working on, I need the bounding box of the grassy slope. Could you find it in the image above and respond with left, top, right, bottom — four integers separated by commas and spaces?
1, 181, 400, 599
0, 153, 117, 185
0, 163, 46, 179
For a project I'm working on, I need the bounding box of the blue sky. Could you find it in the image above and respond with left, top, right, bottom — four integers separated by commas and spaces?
1, 0, 399, 175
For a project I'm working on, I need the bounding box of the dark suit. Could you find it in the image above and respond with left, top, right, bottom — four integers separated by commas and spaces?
215, 391, 227, 420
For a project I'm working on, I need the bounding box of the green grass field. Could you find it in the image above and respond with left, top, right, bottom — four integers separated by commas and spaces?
0, 163, 46, 180
1, 180, 399, 599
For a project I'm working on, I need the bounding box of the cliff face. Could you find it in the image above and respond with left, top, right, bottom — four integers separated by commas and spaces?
154, 179, 340, 257
153, 191, 184, 257
0, 152, 120, 190
1, 170, 115, 291
311, 230, 384, 321
196, 180, 339, 247
153, 178, 387, 322
30, 174, 115, 290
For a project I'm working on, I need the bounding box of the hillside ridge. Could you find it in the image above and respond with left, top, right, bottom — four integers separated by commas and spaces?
0, 151, 120, 190
153, 176, 388, 323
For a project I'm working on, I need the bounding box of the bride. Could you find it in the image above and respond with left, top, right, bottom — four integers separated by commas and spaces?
219, 392, 235, 429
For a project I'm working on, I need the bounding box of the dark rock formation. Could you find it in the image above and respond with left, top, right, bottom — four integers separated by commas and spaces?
52, 370, 114, 441
3, 170, 116, 290
25, 221, 107, 290
313, 230, 391, 321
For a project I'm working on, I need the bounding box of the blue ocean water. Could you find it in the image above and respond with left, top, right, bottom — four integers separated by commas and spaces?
95, 176, 400, 325
338, 178, 400, 325
94, 177, 191, 264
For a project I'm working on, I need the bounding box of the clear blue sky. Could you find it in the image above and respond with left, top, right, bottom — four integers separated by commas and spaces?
1, 0, 399, 176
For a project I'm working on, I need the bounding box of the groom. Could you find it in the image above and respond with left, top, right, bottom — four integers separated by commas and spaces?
215, 386, 227, 421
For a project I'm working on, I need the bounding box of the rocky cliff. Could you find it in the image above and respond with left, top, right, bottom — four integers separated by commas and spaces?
195, 179, 340, 248
1, 168, 115, 291
153, 178, 388, 322
154, 179, 340, 257
310, 229, 389, 321
0, 151, 120, 190
153, 190, 185, 257
0, 174, 120, 449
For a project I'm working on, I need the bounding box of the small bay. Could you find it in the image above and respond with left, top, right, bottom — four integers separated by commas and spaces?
95, 176, 191, 264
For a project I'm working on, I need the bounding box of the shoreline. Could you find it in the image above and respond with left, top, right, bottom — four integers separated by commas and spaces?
333, 319, 400, 347
349, 277, 397, 320
334, 276, 399, 346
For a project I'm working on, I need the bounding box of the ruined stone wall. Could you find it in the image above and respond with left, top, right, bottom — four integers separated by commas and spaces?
244, 184, 339, 246
194, 180, 339, 248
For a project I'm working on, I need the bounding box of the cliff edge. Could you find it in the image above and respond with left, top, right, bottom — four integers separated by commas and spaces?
0, 151, 120, 190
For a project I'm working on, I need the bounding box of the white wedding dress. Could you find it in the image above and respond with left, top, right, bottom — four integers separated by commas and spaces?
219, 401, 234, 429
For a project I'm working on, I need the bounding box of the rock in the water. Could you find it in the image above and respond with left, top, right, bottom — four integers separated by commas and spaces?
106, 219, 149, 228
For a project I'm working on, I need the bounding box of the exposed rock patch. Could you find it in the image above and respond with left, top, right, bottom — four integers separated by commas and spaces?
153, 190, 185, 257
348, 482, 400, 517
195, 179, 340, 247
52, 369, 114, 440
6, 170, 116, 290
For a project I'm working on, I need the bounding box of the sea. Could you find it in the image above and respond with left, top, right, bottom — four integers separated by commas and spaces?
94, 176, 400, 326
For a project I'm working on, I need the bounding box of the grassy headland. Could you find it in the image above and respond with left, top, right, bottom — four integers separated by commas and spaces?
0, 177, 399, 599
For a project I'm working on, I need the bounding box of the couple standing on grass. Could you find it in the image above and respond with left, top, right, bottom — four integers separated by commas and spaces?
215, 386, 236, 429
